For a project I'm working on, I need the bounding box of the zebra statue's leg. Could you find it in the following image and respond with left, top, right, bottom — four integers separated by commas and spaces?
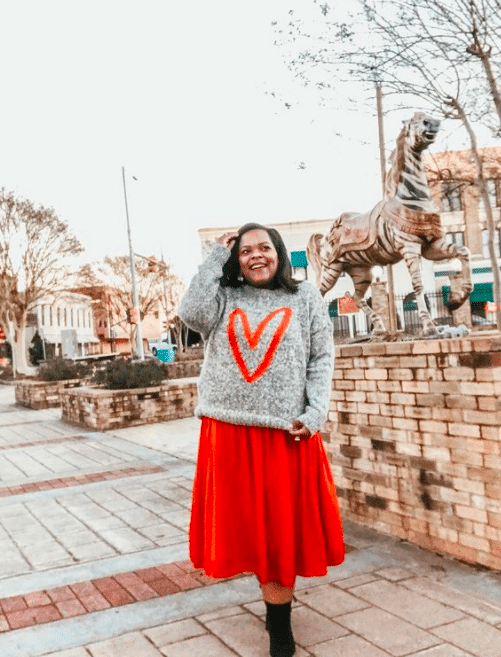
423, 239, 472, 310
401, 244, 439, 337
347, 265, 386, 336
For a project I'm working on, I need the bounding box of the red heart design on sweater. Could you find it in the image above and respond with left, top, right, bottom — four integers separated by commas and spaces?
227, 307, 292, 384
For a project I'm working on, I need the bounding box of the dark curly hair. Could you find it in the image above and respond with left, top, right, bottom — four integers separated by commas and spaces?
219, 222, 299, 293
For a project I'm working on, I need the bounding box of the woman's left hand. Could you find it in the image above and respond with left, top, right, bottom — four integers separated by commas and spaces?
289, 419, 311, 440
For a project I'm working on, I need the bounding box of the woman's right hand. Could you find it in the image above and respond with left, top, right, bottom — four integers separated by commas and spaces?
217, 232, 238, 249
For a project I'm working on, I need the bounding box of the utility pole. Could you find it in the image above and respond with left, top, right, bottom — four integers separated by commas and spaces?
376, 83, 398, 334
122, 166, 145, 359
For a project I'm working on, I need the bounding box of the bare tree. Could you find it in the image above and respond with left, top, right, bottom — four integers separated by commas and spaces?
170, 314, 190, 354
274, 0, 501, 327
76, 255, 184, 352
0, 189, 83, 375
155, 259, 185, 347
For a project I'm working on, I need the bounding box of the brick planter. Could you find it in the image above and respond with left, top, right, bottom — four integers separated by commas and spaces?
15, 379, 84, 410
325, 333, 501, 571
61, 377, 198, 431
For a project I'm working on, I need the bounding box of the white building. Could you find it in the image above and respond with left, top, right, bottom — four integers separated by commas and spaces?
32, 292, 99, 358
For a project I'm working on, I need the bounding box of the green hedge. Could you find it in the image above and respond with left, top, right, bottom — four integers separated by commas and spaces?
93, 358, 168, 389
38, 358, 92, 382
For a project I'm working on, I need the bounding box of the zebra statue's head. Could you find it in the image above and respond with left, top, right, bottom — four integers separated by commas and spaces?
385, 112, 441, 202
403, 112, 441, 153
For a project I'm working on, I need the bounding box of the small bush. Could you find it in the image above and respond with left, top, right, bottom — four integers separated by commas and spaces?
38, 358, 91, 382
93, 358, 167, 390
29, 331, 45, 366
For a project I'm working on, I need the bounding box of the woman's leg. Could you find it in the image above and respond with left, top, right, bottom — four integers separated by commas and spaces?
261, 582, 295, 604
261, 581, 296, 656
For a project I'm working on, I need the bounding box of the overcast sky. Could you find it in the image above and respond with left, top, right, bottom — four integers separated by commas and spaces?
1, 0, 479, 284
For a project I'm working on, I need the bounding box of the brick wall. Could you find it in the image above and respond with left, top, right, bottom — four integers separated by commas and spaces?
15, 379, 83, 409
61, 377, 198, 431
325, 334, 501, 571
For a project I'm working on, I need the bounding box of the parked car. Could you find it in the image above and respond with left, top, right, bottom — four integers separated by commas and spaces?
147, 339, 177, 362
436, 324, 469, 338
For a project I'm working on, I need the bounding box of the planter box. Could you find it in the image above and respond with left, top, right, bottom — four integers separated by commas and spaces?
61, 377, 198, 431
15, 379, 84, 410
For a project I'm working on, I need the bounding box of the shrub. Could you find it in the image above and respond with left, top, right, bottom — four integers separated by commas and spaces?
38, 358, 92, 381
93, 358, 167, 390
29, 331, 45, 366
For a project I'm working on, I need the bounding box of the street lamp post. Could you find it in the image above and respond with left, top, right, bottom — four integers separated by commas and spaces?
122, 166, 144, 359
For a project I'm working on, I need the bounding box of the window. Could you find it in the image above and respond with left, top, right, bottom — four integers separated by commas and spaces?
441, 182, 462, 212
479, 179, 499, 211
70, 308, 74, 327
49, 307, 53, 326
482, 228, 501, 258
445, 232, 464, 246
57, 307, 61, 327
63, 308, 67, 327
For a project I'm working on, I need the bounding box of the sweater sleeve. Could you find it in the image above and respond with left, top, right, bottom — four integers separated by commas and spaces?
177, 242, 229, 340
296, 286, 334, 435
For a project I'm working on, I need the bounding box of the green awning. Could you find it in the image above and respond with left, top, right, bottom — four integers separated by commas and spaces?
442, 282, 493, 303
291, 250, 308, 268
328, 300, 338, 317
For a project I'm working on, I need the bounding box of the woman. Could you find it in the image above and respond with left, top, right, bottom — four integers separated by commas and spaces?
178, 223, 344, 657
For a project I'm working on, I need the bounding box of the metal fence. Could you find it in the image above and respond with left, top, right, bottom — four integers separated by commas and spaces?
329, 290, 453, 341
395, 291, 453, 333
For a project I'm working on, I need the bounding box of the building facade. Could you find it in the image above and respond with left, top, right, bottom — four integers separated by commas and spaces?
33, 292, 99, 359
70, 285, 168, 356
428, 146, 501, 321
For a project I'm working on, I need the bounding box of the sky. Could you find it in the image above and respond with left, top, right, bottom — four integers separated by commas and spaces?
0, 0, 484, 284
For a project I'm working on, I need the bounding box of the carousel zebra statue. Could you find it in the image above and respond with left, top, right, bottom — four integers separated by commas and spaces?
307, 112, 472, 337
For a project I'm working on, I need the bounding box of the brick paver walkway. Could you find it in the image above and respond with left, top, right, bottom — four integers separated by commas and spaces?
1, 384, 501, 656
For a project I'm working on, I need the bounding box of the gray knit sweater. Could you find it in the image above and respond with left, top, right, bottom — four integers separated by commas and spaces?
178, 243, 334, 434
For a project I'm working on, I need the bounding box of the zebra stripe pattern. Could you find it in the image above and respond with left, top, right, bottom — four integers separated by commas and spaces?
307, 112, 473, 337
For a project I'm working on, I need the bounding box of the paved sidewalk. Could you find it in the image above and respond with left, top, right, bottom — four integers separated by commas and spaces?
0, 385, 501, 656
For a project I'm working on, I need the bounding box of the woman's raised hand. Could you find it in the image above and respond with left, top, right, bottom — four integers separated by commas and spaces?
217, 232, 238, 249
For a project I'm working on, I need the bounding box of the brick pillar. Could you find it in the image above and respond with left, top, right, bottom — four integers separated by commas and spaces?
371, 281, 391, 332
450, 272, 472, 327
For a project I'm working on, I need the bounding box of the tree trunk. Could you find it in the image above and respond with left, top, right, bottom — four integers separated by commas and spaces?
454, 100, 501, 330
9, 319, 37, 376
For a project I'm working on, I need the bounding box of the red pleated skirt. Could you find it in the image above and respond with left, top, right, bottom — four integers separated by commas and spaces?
189, 417, 345, 588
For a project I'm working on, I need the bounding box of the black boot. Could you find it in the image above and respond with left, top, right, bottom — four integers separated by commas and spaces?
265, 601, 295, 657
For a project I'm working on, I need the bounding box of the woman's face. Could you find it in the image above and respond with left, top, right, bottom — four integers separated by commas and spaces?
238, 229, 279, 288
